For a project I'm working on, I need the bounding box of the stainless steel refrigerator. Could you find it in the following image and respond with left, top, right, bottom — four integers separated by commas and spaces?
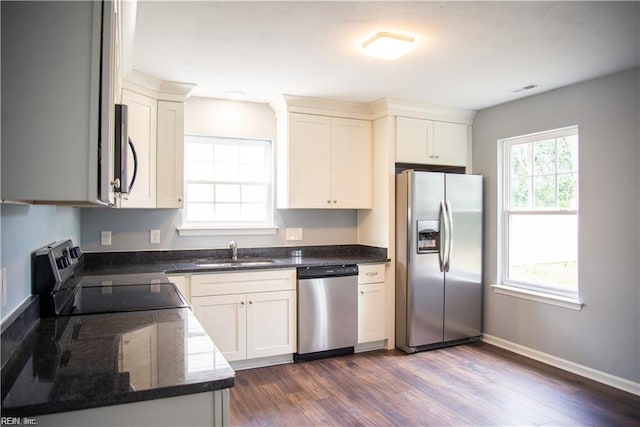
396, 170, 483, 353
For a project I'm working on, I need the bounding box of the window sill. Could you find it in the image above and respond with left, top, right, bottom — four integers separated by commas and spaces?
491, 284, 583, 311
177, 226, 279, 237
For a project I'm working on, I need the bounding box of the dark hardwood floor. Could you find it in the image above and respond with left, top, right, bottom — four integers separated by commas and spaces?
230, 342, 640, 426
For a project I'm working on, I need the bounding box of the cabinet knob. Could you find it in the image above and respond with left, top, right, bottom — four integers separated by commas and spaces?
240, 301, 245, 306
360, 291, 364, 294
178, 198, 182, 202
327, 200, 331, 204
333, 200, 337, 204
434, 155, 440, 159
249, 300, 253, 305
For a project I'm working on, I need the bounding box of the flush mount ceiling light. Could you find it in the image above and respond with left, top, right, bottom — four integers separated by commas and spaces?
224, 90, 245, 101
361, 31, 416, 60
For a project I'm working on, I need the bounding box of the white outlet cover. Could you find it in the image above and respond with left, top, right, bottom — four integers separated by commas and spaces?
150, 229, 161, 244
101, 231, 112, 246
285, 228, 303, 241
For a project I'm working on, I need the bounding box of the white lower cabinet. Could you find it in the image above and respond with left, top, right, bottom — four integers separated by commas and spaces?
190, 269, 296, 364
357, 264, 387, 344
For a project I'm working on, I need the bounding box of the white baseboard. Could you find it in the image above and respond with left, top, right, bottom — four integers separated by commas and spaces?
482, 334, 640, 396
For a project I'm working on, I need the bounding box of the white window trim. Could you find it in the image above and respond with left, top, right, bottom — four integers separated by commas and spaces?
491, 284, 583, 311
497, 125, 581, 309
181, 134, 276, 233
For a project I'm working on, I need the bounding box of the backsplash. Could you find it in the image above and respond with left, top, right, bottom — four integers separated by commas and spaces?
80, 208, 359, 252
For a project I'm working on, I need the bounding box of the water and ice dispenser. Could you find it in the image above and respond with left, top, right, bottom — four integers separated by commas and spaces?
417, 220, 440, 253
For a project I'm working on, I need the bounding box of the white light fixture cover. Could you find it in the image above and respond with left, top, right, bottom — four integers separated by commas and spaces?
224, 90, 245, 100
361, 31, 415, 60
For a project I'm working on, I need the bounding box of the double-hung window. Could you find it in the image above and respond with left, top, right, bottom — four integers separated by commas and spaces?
499, 126, 579, 302
182, 135, 274, 231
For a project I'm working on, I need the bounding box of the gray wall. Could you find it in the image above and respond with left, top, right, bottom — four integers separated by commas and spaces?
0, 205, 80, 322
80, 208, 357, 252
473, 67, 640, 383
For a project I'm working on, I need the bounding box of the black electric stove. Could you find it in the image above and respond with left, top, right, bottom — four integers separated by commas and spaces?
33, 240, 189, 317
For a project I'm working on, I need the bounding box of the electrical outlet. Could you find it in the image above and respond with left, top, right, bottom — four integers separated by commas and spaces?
1, 267, 8, 306
150, 229, 161, 244
285, 228, 303, 241
101, 231, 112, 246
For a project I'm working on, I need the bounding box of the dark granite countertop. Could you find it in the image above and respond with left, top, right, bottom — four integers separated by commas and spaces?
1, 244, 387, 417
82, 244, 389, 276
1, 302, 234, 417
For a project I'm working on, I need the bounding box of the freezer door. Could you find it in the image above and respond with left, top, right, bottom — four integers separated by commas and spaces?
408, 253, 445, 347
443, 174, 483, 341
407, 172, 446, 347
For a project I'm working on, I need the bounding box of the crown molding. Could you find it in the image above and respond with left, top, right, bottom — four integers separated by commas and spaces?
369, 98, 476, 124
270, 94, 476, 124
123, 70, 196, 102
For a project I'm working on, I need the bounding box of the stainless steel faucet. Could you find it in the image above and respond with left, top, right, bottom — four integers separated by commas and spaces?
230, 240, 238, 261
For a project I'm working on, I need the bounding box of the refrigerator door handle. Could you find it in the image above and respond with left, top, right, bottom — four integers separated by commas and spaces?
444, 200, 454, 272
439, 200, 448, 272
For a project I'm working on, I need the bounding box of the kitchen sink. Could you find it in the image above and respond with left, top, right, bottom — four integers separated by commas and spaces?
194, 258, 275, 268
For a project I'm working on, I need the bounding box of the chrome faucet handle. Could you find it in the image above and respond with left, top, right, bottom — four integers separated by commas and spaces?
229, 240, 238, 261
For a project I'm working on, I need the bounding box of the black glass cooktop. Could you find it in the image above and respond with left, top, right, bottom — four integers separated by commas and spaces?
62, 283, 189, 315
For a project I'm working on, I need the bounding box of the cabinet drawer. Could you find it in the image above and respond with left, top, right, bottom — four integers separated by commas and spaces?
191, 269, 296, 297
358, 264, 385, 284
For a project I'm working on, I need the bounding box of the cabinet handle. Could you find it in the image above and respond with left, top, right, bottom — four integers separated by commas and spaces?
333, 200, 337, 204
365, 272, 379, 276
360, 291, 364, 294
434, 155, 440, 159
327, 200, 331, 204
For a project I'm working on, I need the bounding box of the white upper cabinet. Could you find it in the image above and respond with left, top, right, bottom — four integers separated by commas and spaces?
332, 118, 373, 208
287, 114, 333, 207
396, 116, 468, 167
280, 112, 372, 209
117, 72, 194, 209
396, 117, 434, 164
433, 121, 468, 167
119, 89, 157, 208
156, 101, 185, 208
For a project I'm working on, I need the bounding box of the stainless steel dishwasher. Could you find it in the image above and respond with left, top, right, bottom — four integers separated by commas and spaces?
295, 264, 359, 362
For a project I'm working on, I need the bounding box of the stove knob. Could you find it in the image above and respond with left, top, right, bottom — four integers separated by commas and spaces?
70, 246, 82, 259
56, 257, 65, 269
56, 256, 70, 269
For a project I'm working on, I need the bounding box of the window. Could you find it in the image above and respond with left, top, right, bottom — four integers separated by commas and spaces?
500, 126, 579, 300
182, 135, 273, 230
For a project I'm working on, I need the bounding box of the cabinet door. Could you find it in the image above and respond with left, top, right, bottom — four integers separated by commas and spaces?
157, 101, 185, 208
192, 294, 247, 362
433, 121, 468, 167
358, 283, 386, 344
332, 118, 373, 208
120, 89, 157, 208
246, 290, 296, 359
396, 117, 434, 164
288, 113, 332, 208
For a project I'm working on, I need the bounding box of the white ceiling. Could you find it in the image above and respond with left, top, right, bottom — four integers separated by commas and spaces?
133, 1, 640, 111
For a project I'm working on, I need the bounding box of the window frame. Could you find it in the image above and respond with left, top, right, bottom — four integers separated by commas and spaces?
498, 125, 580, 301
179, 134, 276, 234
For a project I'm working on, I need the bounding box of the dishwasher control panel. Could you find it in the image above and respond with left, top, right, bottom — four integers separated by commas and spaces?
297, 264, 359, 279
